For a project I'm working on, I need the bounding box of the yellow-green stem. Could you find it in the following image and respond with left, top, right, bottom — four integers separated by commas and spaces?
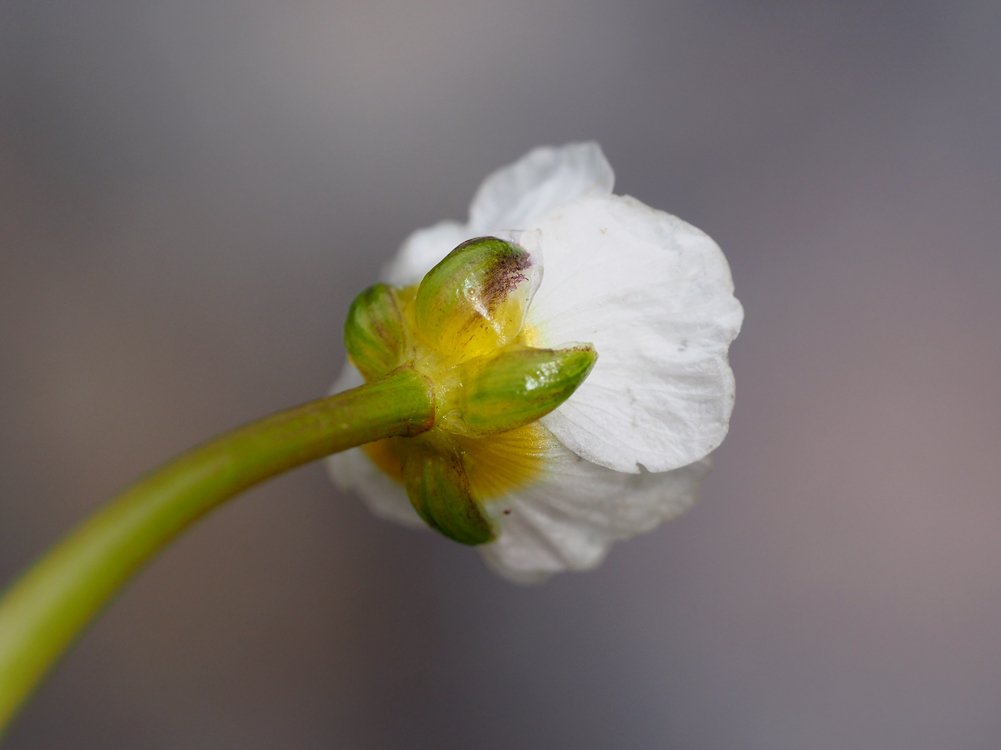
0, 367, 434, 737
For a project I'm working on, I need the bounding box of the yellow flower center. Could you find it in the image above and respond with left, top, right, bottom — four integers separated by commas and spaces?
362, 284, 548, 501
343, 236, 595, 544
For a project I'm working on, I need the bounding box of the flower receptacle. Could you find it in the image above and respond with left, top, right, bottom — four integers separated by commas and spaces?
343, 236, 598, 548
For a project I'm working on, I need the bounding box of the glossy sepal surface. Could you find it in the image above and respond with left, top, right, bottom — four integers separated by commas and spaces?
344, 284, 406, 380
404, 446, 495, 545
453, 346, 597, 436
414, 237, 540, 361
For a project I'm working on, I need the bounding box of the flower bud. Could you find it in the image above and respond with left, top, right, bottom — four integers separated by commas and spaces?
404, 446, 496, 545
344, 284, 407, 379
414, 237, 540, 361
454, 345, 597, 436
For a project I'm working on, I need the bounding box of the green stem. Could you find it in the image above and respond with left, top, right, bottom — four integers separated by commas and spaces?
0, 367, 434, 736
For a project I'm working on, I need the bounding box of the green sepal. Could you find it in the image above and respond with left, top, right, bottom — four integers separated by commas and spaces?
414, 237, 537, 356
344, 283, 407, 379
403, 446, 496, 545
455, 345, 597, 435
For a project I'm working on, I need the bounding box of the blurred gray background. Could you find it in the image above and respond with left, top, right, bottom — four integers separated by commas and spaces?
2, 1, 1000, 748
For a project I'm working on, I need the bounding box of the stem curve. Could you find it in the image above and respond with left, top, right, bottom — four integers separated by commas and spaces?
0, 367, 434, 736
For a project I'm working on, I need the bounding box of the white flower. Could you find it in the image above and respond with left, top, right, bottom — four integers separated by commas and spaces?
329, 142, 743, 583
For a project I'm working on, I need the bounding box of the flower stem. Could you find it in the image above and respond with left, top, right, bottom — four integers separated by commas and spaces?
0, 367, 434, 736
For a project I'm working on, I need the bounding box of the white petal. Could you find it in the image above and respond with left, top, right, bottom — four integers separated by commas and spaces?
527, 194, 744, 473
383, 220, 468, 287
381, 144, 613, 286
325, 363, 425, 529
468, 143, 615, 234
479, 433, 712, 583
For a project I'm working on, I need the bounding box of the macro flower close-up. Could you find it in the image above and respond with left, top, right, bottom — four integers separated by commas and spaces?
6, 4, 1001, 747
329, 143, 744, 582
